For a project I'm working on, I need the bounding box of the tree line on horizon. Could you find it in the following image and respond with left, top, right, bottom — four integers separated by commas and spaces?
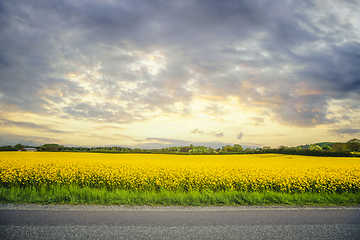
1, 139, 359, 157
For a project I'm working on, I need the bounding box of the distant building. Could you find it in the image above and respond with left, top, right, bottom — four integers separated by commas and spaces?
18, 148, 37, 152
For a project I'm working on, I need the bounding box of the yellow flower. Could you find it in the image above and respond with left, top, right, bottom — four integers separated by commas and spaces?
0, 152, 359, 193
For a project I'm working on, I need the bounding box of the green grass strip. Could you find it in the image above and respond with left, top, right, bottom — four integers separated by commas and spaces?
0, 186, 359, 206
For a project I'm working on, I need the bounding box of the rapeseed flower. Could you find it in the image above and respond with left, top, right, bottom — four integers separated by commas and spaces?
0, 152, 359, 193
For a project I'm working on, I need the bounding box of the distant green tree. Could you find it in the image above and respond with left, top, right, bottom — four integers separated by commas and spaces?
233, 144, 243, 152
14, 143, 24, 150
180, 146, 191, 153
189, 149, 196, 154
198, 146, 209, 153
121, 148, 130, 152
278, 145, 288, 151
208, 148, 216, 154
0, 145, 14, 151
294, 146, 303, 152
41, 144, 61, 152
331, 143, 347, 152
316, 142, 335, 148
322, 145, 331, 151
131, 148, 142, 153
309, 144, 322, 151
169, 147, 180, 153
345, 139, 360, 152
245, 148, 253, 152
223, 145, 233, 152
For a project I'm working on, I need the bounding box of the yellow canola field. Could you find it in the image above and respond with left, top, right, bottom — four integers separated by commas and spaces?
0, 152, 359, 193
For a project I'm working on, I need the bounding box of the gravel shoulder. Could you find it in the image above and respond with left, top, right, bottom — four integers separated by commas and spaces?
1, 203, 359, 211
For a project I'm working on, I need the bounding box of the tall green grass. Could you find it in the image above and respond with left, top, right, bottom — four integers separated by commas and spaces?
0, 185, 359, 206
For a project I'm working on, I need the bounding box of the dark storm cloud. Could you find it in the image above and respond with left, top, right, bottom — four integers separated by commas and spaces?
0, 0, 88, 114
296, 43, 360, 94
0, 0, 359, 127
271, 94, 336, 126
0, 133, 60, 146
0, 118, 69, 133
63, 102, 145, 123
329, 128, 360, 136
70, 0, 266, 48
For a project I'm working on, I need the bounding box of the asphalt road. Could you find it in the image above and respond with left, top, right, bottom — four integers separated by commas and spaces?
1, 205, 359, 239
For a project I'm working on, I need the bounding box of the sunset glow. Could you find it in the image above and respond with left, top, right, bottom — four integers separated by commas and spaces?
1, 0, 359, 148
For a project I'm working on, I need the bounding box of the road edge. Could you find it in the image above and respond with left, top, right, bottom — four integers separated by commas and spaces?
1, 203, 360, 211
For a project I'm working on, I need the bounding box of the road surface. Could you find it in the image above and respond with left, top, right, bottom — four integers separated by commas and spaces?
1, 204, 359, 239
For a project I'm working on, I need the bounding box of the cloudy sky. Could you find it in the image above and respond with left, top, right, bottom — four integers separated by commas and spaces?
1, 0, 360, 149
